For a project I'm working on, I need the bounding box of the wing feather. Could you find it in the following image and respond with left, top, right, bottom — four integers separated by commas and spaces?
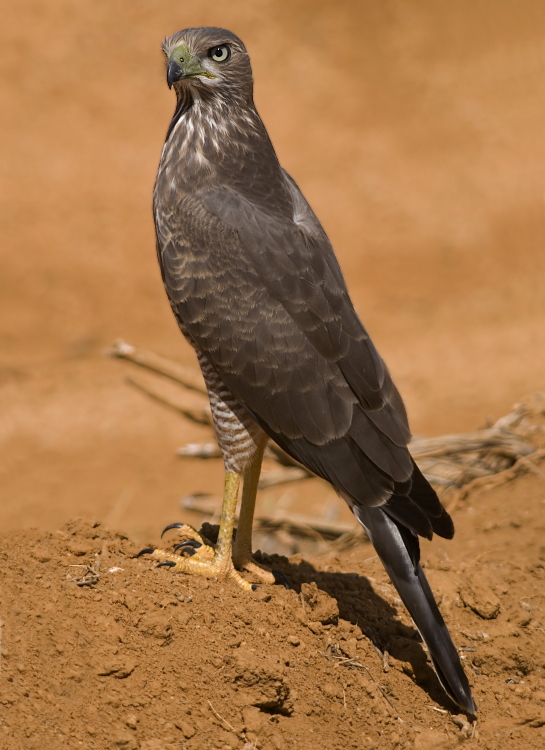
156, 170, 427, 513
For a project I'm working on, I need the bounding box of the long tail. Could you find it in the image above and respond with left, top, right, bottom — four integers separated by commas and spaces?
354, 505, 476, 715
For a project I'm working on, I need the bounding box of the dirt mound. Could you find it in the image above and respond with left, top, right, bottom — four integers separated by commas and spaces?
2, 471, 545, 750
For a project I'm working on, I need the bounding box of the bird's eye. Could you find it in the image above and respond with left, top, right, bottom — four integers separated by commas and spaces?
209, 45, 231, 63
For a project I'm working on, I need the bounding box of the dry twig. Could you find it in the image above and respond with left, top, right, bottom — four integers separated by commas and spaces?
207, 701, 243, 739
445, 447, 545, 513
108, 340, 207, 394
324, 644, 399, 715
127, 374, 212, 426
68, 553, 101, 587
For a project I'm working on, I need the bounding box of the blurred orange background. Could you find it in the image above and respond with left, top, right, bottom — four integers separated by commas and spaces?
1, 1, 543, 537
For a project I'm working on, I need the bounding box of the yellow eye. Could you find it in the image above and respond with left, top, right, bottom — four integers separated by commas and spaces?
209, 44, 230, 63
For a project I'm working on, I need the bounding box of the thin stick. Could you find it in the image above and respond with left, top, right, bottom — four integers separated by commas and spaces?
127, 375, 212, 426
446, 447, 545, 513
177, 442, 222, 459
322, 644, 400, 717
361, 665, 398, 715
109, 340, 207, 394
410, 430, 533, 460
207, 701, 243, 739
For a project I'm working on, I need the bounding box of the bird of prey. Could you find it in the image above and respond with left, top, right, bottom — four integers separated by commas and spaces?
142, 26, 476, 714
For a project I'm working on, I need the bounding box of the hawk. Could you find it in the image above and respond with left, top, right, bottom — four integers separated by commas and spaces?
142, 26, 475, 714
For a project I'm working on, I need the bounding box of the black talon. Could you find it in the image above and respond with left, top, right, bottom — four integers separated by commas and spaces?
134, 547, 155, 558
272, 570, 291, 589
173, 539, 202, 551
157, 560, 177, 568
161, 522, 184, 538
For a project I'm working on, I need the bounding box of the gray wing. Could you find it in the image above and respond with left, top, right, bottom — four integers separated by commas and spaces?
155, 170, 419, 509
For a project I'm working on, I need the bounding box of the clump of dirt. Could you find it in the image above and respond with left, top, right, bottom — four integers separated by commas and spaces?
1, 471, 545, 750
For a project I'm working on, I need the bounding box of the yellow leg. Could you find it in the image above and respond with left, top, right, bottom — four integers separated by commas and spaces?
232, 440, 275, 584
215, 471, 240, 568
139, 470, 254, 591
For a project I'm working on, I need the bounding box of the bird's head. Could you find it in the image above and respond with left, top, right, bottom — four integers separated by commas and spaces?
162, 27, 252, 102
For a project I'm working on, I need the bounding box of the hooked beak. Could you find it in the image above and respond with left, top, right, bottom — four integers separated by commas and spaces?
167, 60, 184, 89
166, 44, 216, 89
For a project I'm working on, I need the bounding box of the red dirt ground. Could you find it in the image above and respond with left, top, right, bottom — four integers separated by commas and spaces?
1, 2, 544, 748
1, 470, 545, 749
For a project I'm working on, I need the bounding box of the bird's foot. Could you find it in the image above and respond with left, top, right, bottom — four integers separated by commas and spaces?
232, 553, 276, 585
136, 544, 256, 591
237, 560, 290, 588
135, 522, 256, 591
136, 522, 290, 590
161, 522, 216, 560
161, 522, 279, 585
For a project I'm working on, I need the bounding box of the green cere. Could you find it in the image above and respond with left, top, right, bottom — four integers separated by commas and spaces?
170, 44, 215, 79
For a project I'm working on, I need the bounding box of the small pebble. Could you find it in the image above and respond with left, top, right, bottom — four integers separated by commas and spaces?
125, 714, 138, 730
175, 721, 196, 739
287, 635, 300, 646
251, 589, 271, 602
